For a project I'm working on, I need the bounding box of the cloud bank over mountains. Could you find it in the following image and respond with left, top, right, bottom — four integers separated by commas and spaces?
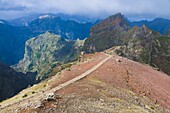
0, 0, 170, 20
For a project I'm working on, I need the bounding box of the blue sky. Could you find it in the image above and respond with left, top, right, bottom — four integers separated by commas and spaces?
0, 0, 170, 20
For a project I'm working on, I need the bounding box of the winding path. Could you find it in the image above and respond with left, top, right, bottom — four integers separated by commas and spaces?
0, 53, 112, 111
49, 53, 112, 92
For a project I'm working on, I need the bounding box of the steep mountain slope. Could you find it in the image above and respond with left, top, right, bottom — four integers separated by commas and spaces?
0, 62, 36, 102
84, 13, 170, 75
0, 17, 93, 65
0, 22, 32, 65
84, 13, 130, 52
0, 53, 169, 112
13, 32, 84, 80
129, 18, 170, 34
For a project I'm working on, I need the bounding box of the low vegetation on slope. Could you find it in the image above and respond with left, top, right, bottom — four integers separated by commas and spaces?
1, 53, 169, 112
13, 32, 84, 80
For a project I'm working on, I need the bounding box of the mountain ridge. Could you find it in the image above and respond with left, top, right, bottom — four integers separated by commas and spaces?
0, 13, 170, 112
84, 13, 170, 75
13, 32, 84, 80
0, 17, 94, 65
1, 52, 170, 112
129, 18, 170, 34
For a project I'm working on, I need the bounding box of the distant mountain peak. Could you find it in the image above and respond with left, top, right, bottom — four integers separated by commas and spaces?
129, 17, 170, 34
38, 14, 54, 19
90, 13, 129, 31
141, 24, 150, 31
108, 13, 124, 19
84, 13, 130, 53
102, 13, 129, 29
0, 19, 8, 25
153, 17, 169, 21
0, 20, 4, 24
107, 13, 125, 21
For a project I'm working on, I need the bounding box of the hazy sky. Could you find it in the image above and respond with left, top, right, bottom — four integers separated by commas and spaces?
0, 0, 170, 20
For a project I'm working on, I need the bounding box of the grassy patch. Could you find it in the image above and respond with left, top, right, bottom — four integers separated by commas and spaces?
48, 63, 73, 77
22, 94, 28, 98
150, 106, 155, 110
88, 76, 102, 84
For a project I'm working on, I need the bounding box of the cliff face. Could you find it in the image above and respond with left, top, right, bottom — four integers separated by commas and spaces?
84, 13, 130, 53
0, 62, 36, 102
0, 22, 32, 65
84, 13, 170, 75
13, 32, 84, 80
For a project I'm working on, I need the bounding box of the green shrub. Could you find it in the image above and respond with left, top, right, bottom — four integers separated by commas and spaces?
150, 106, 155, 110
22, 94, 28, 98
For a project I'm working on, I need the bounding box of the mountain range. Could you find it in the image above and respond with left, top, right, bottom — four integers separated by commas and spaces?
1, 13, 170, 66
29, 16, 93, 40
0, 13, 170, 112
129, 18, 170, 34
84, 13, 170, 75
9, 13, 98, 27
0, 15, 94, 65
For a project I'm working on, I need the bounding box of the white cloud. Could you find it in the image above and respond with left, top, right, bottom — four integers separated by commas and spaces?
0, 0, 170, 20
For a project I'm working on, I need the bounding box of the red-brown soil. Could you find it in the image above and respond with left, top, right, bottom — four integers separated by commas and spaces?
86, 54, 170, 110
54, 53, 170, 110
49, 52, 108, 88
1, 52, 170, 113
